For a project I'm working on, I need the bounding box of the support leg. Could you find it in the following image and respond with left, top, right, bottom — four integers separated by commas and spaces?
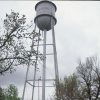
42, 30, 47, 100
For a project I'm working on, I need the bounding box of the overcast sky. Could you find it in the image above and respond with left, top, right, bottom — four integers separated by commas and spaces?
0, 1, 100, 100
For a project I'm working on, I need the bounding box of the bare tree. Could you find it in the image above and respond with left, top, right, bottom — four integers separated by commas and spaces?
54, 56, 100, 100
77, 56, 100, 100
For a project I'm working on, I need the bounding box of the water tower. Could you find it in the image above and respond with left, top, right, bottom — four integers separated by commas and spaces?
22, 1, 59, 100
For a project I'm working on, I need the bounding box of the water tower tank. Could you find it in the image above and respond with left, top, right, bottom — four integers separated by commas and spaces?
34, 0, 57, 31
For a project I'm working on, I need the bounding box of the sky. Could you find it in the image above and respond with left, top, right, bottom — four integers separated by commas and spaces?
0, 1, 100, 100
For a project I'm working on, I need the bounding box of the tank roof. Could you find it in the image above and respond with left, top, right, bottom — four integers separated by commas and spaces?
35, 0, 57, 11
